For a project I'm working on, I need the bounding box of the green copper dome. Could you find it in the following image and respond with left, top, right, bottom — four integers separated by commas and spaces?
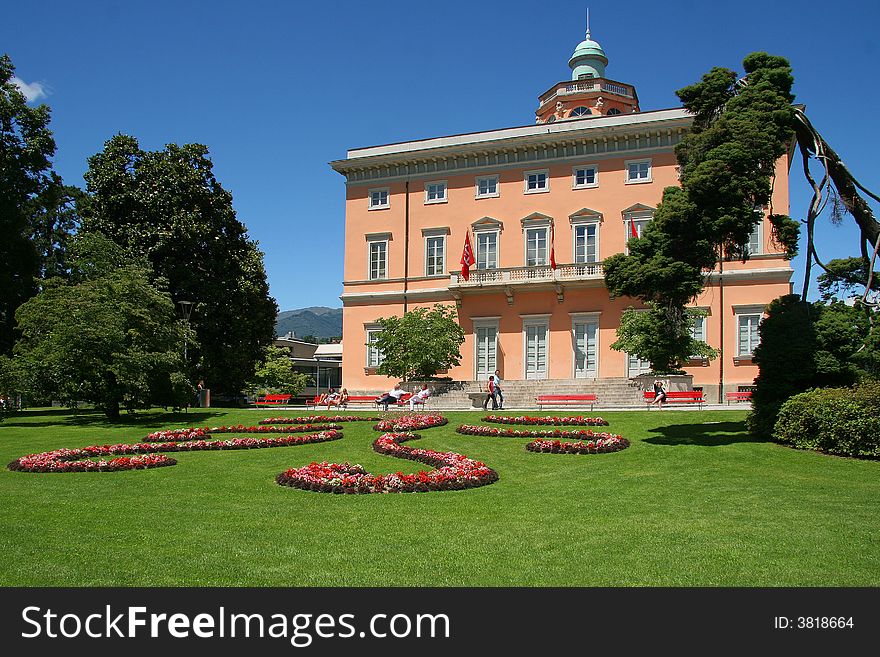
568, 30, 608, 80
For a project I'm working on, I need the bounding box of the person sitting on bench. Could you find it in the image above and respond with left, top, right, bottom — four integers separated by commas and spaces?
377, 384, 405, 410
409, 384, 431, 410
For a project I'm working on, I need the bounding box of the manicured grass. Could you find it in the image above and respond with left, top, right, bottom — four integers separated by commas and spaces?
0, 407, 877, 586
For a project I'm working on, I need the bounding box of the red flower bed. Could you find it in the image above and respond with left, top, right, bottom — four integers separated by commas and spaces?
276, 432, 498, 494
8, 431, 342, 474
482, 415, 609, 426
373, 414, 448, 432
525, 437, 629, 454
457, 425, 621, 440
260, 416, 379, 425
144, 424, 342, 442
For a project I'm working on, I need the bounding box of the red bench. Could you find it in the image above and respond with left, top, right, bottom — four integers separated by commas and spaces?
536, 394, 598, 411
255, 394, 292, 407
644, 391, 705, 409
726, 391, 753, 404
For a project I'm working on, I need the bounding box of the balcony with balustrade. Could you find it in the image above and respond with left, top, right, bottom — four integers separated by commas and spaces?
538, 77, 637, 109
448, 262, 605, 303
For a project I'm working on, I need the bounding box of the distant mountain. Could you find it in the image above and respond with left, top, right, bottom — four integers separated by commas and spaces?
275, 307, 342, 339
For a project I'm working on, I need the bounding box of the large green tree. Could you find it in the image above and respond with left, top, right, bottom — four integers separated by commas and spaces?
246, 345, 310, 397
374, 305, 465, 381
13, 234, 193, 418
603, 52, 800, 373
0, 54, 69, 354
78, 135, 277, 395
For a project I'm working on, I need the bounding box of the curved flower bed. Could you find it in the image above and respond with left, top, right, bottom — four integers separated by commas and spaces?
144, 424, 342, 442
457, 425, 620, 440
373, 414, 448, 432
260, 416, 379, 425
525, 437, 629, 454
8, 430, 342, 474
482, 415, 609, 427
276, 432, 498, 494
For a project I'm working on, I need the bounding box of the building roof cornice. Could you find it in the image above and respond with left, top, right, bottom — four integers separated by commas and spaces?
330, 108, 691, 180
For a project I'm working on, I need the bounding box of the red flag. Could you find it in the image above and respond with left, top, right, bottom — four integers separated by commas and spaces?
630, 220, 639, 239
549, 222, 557, 270
460, 232, 476, 281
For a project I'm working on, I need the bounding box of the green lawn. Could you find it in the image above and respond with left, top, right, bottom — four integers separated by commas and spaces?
1, 407, 877, 586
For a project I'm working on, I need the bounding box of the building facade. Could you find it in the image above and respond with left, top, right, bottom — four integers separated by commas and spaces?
331, 31, 793, 402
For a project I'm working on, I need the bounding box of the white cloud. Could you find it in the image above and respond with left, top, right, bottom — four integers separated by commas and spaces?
12, 76, 48, 102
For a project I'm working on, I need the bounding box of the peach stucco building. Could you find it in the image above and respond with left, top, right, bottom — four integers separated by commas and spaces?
330, 30, 792, 402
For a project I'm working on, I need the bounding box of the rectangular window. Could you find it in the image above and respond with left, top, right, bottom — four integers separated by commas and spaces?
572, 165, 598, 189
476, 232, 498, 270
625, 159, 652, 184
368, 241, 387, 280
368, 188, 389, 210
525, 227, 548, 266
425, 181, 447, 204
689, 313, 707, 359
425, 235, 445, 276
737, 314, 761, 357
366, 329, 383, 368
747, 223, 763, 255
524, 170, 549, 193
524, 321, 549, 379
476, 175, 499, 199
574, 224, 598, 263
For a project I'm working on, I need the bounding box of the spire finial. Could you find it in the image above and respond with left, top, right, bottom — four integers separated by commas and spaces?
586, 7, 591, 39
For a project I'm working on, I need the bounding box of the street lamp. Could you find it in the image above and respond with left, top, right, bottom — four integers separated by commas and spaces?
177, 300, 194, 362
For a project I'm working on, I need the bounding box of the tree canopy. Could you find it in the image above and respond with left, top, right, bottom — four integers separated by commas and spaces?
603, 52, 800, 373
78, 135, 277, 395
0, 54, 76, 355
13, 233, 193, 418
374, 305, 465, 381
246, 345, 310, 397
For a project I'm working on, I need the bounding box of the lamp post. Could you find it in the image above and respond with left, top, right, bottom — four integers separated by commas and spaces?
177, 300, 194, 363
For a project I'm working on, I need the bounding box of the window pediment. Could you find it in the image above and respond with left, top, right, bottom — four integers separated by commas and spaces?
472, 216, 503, 232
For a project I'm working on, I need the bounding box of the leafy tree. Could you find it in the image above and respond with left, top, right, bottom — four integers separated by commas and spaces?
246, 345, 310, 396
817, 257, 879, 302
374, 305, 465, 381
749, 294, 876, 437
612, 307, 717, 374
604, 53, 799, 373
12, 234, 193, 419
0, 54, 64, 354
78, 135, 277, 396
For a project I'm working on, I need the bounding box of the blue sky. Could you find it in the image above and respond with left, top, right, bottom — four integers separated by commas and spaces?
4, 0, 878, 310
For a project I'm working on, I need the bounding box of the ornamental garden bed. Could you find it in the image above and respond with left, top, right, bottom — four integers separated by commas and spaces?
276, 432, 497, 494
482, 415, 609, 426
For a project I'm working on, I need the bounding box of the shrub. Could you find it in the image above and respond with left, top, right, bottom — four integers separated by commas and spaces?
773, 380, 880, 457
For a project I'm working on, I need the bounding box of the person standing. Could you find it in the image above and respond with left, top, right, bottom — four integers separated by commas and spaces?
482, 376, 498, 411
493, 369, 504, 410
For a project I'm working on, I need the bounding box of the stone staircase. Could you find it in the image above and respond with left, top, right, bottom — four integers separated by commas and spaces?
427, 377, 645, 410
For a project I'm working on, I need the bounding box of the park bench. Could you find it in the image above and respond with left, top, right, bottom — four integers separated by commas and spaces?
643, 391, 705, 409
255, 394, 292, 407
725, 391, 753, 404
536, 394, 598, 411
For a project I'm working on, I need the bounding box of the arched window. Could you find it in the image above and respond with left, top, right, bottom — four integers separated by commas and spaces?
569, 106, 591, 118
606, 108, 622, 115
547, 115, 556, 123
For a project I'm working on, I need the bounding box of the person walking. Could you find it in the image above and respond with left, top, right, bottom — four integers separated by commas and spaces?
493, 369, 504, 410
482, 376, 498, 411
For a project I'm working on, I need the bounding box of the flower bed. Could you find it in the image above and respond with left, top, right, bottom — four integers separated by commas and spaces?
525, 437, 629, 454
276, 432, 497, 494
144, 424, 342, 442
457, 425, 621, 440
373, 414, 448, 432
482, 415, 609, 426
8, 430, 342, 473
260, 416, 379, 425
